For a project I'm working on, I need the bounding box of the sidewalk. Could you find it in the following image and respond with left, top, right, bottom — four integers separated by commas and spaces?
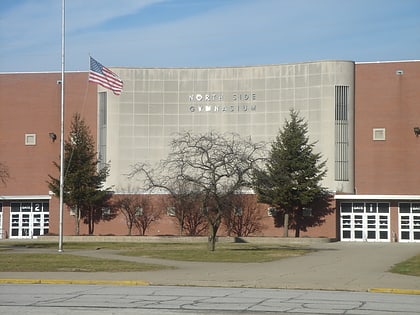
1, 242, 419, 294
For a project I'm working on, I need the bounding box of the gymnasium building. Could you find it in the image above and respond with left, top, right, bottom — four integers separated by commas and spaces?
0, 60, 419, 242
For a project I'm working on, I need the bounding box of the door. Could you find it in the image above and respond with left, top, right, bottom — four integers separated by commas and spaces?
399, 203, 420, 242
9, 201, 49, 239
0, 204, 3, 239
340, 202, 390, 242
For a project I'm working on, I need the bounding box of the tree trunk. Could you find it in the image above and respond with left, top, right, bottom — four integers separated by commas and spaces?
89, 217, 94, 235
295, 221, 300, 237
87, 207, 94, 235
283, 213, 289, 237
208, 223, 219, 251
74, 206, 80, 236
179, 215, 184, 236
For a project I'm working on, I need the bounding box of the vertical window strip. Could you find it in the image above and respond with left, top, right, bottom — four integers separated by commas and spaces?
335, 86, 349, 181
98, 92, 107, 170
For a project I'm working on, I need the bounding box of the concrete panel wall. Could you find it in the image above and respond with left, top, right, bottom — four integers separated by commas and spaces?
105, 61, 355, 193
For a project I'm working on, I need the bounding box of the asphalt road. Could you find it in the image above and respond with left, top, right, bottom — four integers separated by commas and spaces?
1, 284, 419, 314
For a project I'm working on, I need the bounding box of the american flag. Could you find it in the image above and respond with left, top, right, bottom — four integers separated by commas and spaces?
89, 57, 123, 95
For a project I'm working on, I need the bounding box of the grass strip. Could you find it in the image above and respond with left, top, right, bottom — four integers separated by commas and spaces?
0, 241, 144, 251
0, 241, 311, 263
389, 253, 420, 277
120, 243, 310, 263
0, 253, 167, 272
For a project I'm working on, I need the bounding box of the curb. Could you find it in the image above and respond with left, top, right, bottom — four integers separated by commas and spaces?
2, 279, 420, 295
0, 278, 150, 286
369, 288, 420, 295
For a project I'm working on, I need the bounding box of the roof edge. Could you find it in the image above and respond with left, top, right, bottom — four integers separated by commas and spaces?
334, 194, 420, 200
355, 60, 420, 64
0, 71, 87, 75
0, 195, 52, 200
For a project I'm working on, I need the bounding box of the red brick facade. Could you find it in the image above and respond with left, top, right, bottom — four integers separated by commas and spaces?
1, 60, 419, 241
355, 61, 420, 195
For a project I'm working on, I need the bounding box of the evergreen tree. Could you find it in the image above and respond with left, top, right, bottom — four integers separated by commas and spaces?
48, 113, 113, 235
253, 109, 333, 237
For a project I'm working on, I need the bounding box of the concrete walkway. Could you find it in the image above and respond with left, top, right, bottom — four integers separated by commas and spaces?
1, 242, 419, 293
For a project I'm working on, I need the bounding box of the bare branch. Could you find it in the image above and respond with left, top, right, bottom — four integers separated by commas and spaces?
0, 162, 10, 186
129, 130, 265, 250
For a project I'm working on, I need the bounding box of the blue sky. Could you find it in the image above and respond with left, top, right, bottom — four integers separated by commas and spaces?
0, 0, 419, 72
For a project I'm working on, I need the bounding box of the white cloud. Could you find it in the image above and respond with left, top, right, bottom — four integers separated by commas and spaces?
65, 0, 166, 33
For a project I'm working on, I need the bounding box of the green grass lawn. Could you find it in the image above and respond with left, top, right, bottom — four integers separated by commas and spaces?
0, 241, 142, 251
0, 241, 310, 272
119, 243, 309, 262
0, 253, 166, 272
2, 241, 418, 276
389, 253, 420, 277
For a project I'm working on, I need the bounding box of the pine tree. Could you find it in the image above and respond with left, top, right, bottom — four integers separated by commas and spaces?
48, 113, 113, 235
253, 109, 333, 237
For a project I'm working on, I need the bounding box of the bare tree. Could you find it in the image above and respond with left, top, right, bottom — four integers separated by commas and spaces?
165, 181, 207, 236
134, 195, 162, 236
181, 201, 208, 236
113, 193, 144, 235
0, 162, 10, 186
131, 131, 265, 251
223, 194, 264, 237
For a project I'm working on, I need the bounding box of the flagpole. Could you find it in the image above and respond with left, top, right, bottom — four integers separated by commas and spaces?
58, 0, 65, 252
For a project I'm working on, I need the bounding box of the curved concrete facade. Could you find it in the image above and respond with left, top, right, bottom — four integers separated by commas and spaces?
103, 60, 355, 193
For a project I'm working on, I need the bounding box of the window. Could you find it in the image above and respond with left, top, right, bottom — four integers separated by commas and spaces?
233, 207, 243, 216
399, 203, 410, 213
378, 203, 390, 213
412, 203, 420, 213
69, 207, 76, 216
267, 207, 278, 217
341, 203, 352, 213
166, 207, 176, 216
25, 134, 36, 145
11, 203, 20, 212
335, 85, 349, 181
302, 207, 312, 217
102, 207, 111, 218
335, 86, 348, 121
135, 207, 143, 216
399, 202, 420, 242
366, 202, 377, 213
98, 92, 107, 170
373, 128, 386, 141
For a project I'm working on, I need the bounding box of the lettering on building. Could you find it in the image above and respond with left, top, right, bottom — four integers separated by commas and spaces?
188, 92, 257, 113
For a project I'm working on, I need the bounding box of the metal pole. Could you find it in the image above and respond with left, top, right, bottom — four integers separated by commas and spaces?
58, 0, 65, 252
